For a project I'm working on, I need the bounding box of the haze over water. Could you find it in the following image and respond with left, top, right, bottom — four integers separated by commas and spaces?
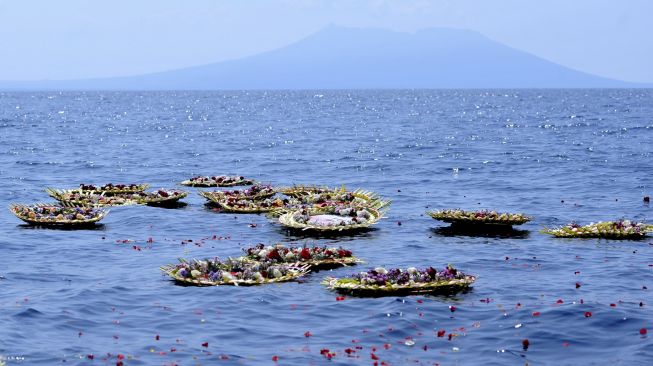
0, 89, 651, 364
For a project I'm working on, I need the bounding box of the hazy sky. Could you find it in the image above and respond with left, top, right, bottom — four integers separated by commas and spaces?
0, 0, 651, 82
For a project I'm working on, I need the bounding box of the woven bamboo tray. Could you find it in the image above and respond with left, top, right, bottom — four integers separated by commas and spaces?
428, 209, 531, 226
161, 259, 310, 286
243, 244, 362, 270
180, 175, 255, 187
542, 221, 653, 240
76, 183, 149, 194
9, 203, 108, 226
278, 206, 386, 232
46, 188, 138, 207
322, 275, 476, 296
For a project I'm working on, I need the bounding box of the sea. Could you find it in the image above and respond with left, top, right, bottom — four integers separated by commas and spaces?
0, 89, 651, 365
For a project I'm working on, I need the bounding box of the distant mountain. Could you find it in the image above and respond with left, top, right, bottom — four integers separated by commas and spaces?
1, 26, 647, 90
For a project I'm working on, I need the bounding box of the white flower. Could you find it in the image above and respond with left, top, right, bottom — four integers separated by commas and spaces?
252, 272, 264, 282
190, 270, 202, 278
272, 268, 282, 278
375, 267, 388, 275
407, 267, 418, 275
221, 272, 235, 282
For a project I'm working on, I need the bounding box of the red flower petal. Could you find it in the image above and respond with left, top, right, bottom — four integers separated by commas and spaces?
584, 311, 592, 317
304, 331, 312, 337
532, 311, 541, 316
202, 342, 209, 347
272, 355, 279, 362
336, 296, 345, 301
640, 328, 648, 335
371, 353, 379, 360
437, 330, 446, 337
522, 339, 530, 350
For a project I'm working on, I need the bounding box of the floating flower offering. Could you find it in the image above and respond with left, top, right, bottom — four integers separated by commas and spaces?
180, 175, 255, 187
199, 184, 276, 203
244, 243, 361, 269
542, 220, 653, 239
47, 189, 139, 207
213, 197, 286, 213
161, 257, 310, 286
47, 188, 187, 207
277, 184, 337, 198
428, 209, 532, 226
9, 203, 108, 226
299, 188, 390, 210
322, 265, 475, 296
278, 204, 385, 231
134, 189, 188, 206
76, 183, 149, 194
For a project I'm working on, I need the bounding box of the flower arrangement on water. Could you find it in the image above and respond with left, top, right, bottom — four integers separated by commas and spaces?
47, 189, 138, 207
278, 204, 384, 231
322, 265, 475, 296
542, 220, 653, 239
214, 197, 286, 213
161, 257, 309, 286
47, 188, 187, 207
10, 203, 108, 226
277, 184, 336, 198
133, 189, 188, 205
428, 209, 532, 226
181, 175, 255, 187
77, 183, 149, 194
199, 184, 276, 203
244, 243, 360, 269
298, 189, 390, 210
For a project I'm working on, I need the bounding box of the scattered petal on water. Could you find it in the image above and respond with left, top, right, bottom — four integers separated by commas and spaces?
405, 339, 415, 346
584, 312, 592, 318
522, 339, 530, 350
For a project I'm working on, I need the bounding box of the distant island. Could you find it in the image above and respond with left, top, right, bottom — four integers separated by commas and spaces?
1, 26, 647, 90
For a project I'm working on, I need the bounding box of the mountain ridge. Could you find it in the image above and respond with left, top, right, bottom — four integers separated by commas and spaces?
1, 26, 649, 90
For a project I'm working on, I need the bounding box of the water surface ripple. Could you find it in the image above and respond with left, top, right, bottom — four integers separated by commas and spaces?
0, 90, 651, 365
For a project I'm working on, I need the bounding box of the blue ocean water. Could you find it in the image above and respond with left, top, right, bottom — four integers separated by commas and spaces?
0, 90, 651, 365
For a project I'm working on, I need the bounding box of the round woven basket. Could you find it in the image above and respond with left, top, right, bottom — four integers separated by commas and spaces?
9, 203, 108, 226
